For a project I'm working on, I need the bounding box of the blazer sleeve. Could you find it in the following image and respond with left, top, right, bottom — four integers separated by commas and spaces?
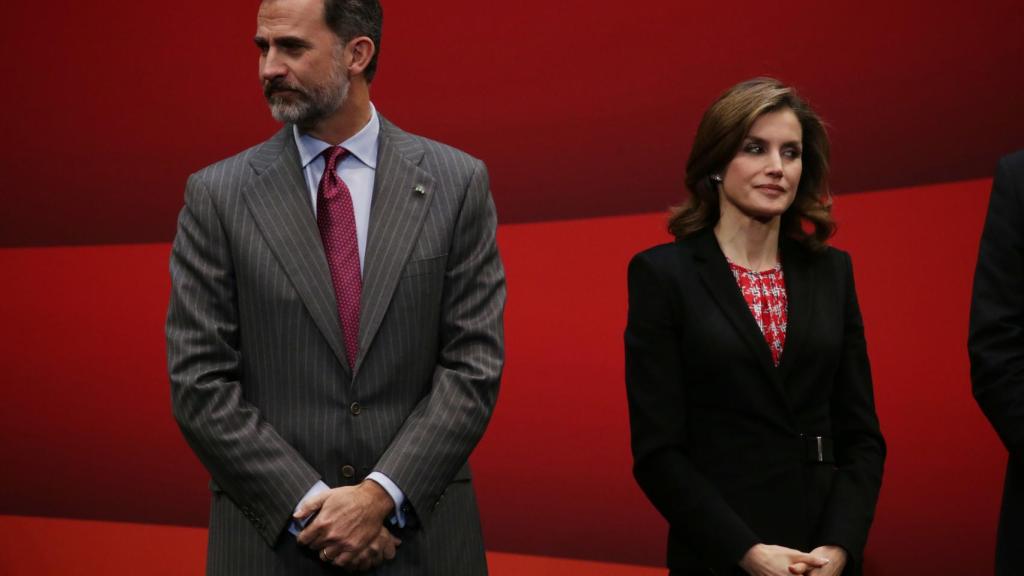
969, 153, 1024, 452
625, 250, 760, 574
815, 252, 886, 565
371, 160, 505, 528
166, 174, 321, 546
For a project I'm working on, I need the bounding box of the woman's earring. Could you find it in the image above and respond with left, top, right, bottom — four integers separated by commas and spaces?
710, 174, 723, 183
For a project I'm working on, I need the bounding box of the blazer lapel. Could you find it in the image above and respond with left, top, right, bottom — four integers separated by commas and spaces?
776, 238, 815, 383
242, 127, 350, 372
691, 230, 793, 413
692, 231, 777, 374
356, 118, 436, 375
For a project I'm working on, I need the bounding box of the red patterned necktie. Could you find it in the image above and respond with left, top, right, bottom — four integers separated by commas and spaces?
317, 146, 361, 369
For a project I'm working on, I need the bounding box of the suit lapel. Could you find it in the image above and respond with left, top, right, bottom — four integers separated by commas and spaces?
242, 127, 350, 372
691, 230, 793, 414
356, 118, 437, 375
692, 231, 777, 376
777, 238, 815, 383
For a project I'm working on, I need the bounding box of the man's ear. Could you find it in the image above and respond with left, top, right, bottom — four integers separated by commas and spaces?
345, 36, 375, 77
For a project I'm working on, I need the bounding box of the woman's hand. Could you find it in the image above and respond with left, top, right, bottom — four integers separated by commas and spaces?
739, 544, 831, 576
787, 545, 847, 575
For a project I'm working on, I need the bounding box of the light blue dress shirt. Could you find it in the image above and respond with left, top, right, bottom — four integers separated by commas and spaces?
289, 104, 407, 534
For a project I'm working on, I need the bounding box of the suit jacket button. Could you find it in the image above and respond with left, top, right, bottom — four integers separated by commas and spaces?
341, 465, 356, 478
350, 402, 362, 415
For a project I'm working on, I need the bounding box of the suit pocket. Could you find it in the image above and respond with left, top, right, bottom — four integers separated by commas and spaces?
402, 254, 447, 278
433, 465, 474, 514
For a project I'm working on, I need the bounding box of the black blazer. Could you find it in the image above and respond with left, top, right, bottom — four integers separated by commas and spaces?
969, 150, 1024, 576
625, 229, 885, 576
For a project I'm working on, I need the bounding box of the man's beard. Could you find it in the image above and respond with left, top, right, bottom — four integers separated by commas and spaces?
263, 63, 349, 127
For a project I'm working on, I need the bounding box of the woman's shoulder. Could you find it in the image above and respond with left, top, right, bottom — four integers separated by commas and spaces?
629, 243, 678, 282
632, 241, 678, 262
785, 237, 852, 267
633, 228, 712, 262
818, 244, 854, 273
780, 241, 857, 293
630, 235, 704, 272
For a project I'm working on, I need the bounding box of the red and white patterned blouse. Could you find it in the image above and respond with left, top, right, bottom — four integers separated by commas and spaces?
728, 261, 788, 366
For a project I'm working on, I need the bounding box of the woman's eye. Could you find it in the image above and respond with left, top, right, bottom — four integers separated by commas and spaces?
744, 144, 763, 154
783, 148, 802, 159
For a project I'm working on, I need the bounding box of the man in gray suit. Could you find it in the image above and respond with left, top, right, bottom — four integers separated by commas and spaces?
166, 0, 505, 573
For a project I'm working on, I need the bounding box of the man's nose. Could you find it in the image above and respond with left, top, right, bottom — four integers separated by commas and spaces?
261, 51, 287, 82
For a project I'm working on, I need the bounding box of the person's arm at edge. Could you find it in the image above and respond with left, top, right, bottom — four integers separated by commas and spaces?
168, 172, 322, 546
369, 158, 505, 528
970, 153, 1024, 453
625, 249, 761, 575
814, 251, 886, 570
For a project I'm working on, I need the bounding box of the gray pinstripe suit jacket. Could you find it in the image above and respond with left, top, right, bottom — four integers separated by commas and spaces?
167, 117, 505, 575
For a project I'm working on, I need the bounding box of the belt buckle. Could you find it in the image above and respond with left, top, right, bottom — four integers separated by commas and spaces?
801, 433, 826, 463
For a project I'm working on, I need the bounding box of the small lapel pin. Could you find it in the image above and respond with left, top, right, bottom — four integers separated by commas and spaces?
413, 184, 426, 196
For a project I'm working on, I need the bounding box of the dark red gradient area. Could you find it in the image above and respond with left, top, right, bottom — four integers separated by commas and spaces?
0, 516, 666, 576
0, 178, 1007, 573
0, 244, 204, 525
1, 1, 1022, 247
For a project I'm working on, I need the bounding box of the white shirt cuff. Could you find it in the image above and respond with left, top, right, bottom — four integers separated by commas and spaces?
289, 480, 329, 536
366, 472, 407, 528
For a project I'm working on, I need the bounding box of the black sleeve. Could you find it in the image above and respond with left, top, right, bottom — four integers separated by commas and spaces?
625, 251, 759, 574
969, 152, 1024, 452
816, 252, 887, 567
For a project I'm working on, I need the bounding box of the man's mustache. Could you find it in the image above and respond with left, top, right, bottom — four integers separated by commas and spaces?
264, 79, 305, 99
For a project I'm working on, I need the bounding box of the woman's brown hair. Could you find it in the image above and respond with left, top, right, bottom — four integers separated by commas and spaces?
668, 77, 835, 251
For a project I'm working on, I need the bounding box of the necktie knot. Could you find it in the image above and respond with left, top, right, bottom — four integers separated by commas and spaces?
322, 146, 349, 174
319, 147, 349, 200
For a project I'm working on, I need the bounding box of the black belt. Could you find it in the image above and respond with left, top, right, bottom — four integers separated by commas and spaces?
800, 434, 835, 463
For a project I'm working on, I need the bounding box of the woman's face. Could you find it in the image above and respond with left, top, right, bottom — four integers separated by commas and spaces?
718, 108, 803, 223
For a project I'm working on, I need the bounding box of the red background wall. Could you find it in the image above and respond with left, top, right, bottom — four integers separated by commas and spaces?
1, 0, 1022, 573
2, 1, 1022, 246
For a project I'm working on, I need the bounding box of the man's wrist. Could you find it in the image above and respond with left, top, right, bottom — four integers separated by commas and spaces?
365, 471, 408, 527
361, 478, 396, 519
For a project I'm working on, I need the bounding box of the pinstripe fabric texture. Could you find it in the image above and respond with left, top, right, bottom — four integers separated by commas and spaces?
167, 117, 505, 575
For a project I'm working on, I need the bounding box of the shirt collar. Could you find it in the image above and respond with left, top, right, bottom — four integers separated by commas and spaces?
293, 102, 380, 170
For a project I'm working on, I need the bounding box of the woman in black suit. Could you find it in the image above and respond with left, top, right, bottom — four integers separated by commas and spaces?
625, 78, 885, 576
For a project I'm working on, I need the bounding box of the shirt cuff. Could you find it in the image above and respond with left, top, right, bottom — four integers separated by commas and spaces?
366, 471, 407, 528
289, 480, 329, 537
